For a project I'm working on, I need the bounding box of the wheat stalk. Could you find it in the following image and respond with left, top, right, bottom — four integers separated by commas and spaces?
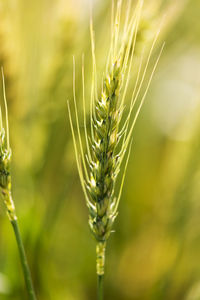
68, 0, 164, 298
0, 68, 37, 300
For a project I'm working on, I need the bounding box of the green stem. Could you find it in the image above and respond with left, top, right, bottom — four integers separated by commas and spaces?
96, 242, 106, 300
11, 219, 37, 300
97, 274, 104, 300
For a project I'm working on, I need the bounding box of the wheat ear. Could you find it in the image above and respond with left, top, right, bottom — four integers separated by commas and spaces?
68, 1, 164, 299
0, 68, 37, 300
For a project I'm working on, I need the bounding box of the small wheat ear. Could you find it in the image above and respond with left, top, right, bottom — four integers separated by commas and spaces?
0, 67, 37, 299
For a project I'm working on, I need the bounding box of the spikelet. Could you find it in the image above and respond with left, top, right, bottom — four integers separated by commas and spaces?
0, 68, 16, 221
68, 0, 164, 276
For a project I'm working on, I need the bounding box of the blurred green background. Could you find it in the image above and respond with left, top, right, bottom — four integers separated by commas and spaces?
0, 0, 200, 299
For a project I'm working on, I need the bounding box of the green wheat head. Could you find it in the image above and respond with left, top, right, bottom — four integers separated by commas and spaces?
0, 68, 16, 221
68, 0, 164, 275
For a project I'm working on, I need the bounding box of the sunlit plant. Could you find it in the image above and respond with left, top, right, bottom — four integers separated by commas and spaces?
68, 0, 164, 299
0, 69, 37, 300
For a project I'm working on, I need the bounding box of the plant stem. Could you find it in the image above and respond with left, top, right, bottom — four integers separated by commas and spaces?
96, 242, 106, 300
97, 274, 104, 300
11, 219, 37, 300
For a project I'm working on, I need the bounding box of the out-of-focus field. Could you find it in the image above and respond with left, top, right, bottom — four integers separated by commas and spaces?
0, 0, 200, 299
